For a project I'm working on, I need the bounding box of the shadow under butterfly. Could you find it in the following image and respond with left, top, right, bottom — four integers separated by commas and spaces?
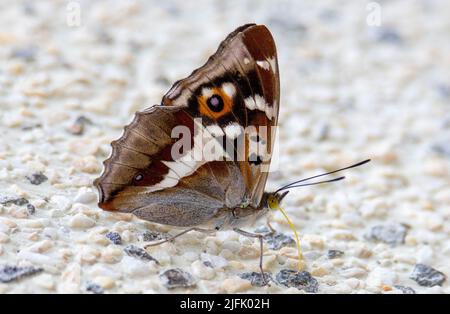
94, 24, 370, 285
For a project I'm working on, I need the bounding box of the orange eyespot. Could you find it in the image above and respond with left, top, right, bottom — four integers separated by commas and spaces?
198, 86, 234, 119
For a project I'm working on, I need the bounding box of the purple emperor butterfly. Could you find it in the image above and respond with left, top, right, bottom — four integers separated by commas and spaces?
94, 24, 370, 283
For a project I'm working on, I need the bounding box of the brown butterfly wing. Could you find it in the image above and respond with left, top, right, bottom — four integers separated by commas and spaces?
94, 24, 279, 227
94, 105, 247, 226
162, 23, 280, 207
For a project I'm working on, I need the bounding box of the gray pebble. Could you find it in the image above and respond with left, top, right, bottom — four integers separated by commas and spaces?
21, 123, 42, 131
124, 245, 159, 264
96, 30, 114, 45
26, 203, 36, 215
239, 272, 272, 287
409, 264, 446, 287
139, 230, 168, 242
435, 84, 450, 99
319, 9, 339, 22
303, 251, 322, 262
394, 285, 416, 294
106, 232, 122, 245
364, 223, 407, 246
10, 46, 37, 61
254, 226, 295, 250
0, 265, 43, 283
327, 249, 344, 259
22, 2, 36, 15
267, 15, 308, 35
0, 196, 29, 206
69, 116, 92, 136
26, 172, 48, 185
86, 282, 104, 294
432, 141, 450, 158
375, 27, 403, 44
159, 268, 196, 289
276, 269, 319, 293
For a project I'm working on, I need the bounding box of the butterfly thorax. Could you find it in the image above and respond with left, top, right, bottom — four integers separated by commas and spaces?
207, 192, 275, 230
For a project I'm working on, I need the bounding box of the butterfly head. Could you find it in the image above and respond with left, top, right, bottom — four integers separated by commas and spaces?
266, 191, 289, 211
262, 159, 371, 270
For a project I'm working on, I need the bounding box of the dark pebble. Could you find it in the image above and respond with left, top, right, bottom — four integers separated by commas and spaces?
276, 269, 319, 293
0, 265, 43, 283
432, 141, 450, 158
106, 232, 122, 245
319, 9, 339, 22
410, 264, 446, 287
0, 196, 29, 206
97, 30, 114, 45
21, 123, 42, 131
435, 84, 450, 99
254, 226, 295, 250
327, 249, 344, 259
139, 230, 168, 242
69, 116, 92, 135
22, 2, 36, 15
10, 46, 37, 61
375, 27, 403, 44
317, 123, 330, 141
268, 15, 308, 35
394, 285, 416, 294
155, 75, 172, 86
26, 172, 48, 185
86, 282, 104, 294
364, 223, 407, 246
26, 203, 36, 215
124, 245, 159, 264
159, 268, 196, 289
239, 272, 272, 287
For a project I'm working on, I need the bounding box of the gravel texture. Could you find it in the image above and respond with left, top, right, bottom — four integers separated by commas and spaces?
0, 0, 449, 293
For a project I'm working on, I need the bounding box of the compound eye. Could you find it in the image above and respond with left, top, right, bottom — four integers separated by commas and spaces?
207, 94, 224, 112
268, 195, 279, 210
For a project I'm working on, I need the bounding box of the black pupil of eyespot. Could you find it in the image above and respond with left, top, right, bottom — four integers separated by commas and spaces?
207, 95, 224, 112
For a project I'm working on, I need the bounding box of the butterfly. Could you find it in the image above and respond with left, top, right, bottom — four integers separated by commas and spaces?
94, 24, 369, 284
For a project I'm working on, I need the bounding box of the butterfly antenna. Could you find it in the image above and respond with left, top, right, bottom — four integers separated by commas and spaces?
275, 159, 370, 193
278, 176, 346, 191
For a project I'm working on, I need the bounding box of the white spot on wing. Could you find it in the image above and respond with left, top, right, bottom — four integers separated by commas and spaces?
142, 119, 233, 193
254, 94, 267, 112
205, 124, 224, 137
145, 175, 179, 192
162, 160, 194, 179
224, 123, 243, 139
244, 95, 273, 120
244, 57, 250, 65
257, 60, 270, 71
267, 56, 277, 73
201, 87, 214, 98
221, 82, 236, 98
244, 97, 256, 110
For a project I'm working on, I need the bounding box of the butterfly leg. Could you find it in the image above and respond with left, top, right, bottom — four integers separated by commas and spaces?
233, 228, 269, 286
265, 215, 277, 233
144, 227, 215, 249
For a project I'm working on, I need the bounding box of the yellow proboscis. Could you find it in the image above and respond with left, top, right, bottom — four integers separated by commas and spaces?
268, 195, 303, 270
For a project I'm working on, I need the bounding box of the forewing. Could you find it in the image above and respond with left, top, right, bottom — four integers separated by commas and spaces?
162, 24, 280, 206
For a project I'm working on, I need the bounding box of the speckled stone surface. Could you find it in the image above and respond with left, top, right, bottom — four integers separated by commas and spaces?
0, 0, 449, 293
